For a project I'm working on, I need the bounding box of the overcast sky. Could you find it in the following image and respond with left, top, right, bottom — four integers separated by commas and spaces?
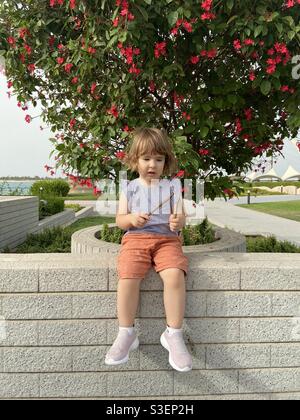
0, 72, 63, 178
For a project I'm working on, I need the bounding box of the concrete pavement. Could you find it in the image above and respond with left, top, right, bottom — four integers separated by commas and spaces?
204, 197, 300, 246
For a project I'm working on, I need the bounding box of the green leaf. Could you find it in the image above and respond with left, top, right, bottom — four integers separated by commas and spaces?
228, 95, 238, 105
226, 0, 234, 10
288, 31, 295, 40
254, 25, 263, 38
135, 5, 149, 22
168, 11, 179, 27
260, 80, 271, 96
200, 127, 209, 138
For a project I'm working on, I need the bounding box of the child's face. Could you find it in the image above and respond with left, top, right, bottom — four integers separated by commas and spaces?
137, 153, 166, 181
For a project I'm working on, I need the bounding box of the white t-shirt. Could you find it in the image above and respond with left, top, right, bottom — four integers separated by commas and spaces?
119, 177, 183, 237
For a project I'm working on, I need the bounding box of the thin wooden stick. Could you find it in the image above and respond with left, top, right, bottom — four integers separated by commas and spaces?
141, 184, 181, 221
171, 185, 178, 218
148, 190, 175, 217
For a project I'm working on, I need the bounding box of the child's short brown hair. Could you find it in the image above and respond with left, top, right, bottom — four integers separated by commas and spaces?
123, 128, 179, 176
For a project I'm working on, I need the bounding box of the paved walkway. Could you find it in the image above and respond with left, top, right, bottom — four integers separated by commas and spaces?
204, 196, 300, 246
66, 196, 300, 246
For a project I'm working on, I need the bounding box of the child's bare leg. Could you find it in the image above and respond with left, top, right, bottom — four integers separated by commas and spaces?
117, 278, 143, 327
158, 268, 192, 372
159, 268, 186, 329
105, 278, 142, 365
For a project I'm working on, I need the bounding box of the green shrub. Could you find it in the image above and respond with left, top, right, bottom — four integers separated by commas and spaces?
247, 235, 300, 253
65, 204, 83, 212
98, 224, 124, 244
97, 217, 216, 246
39, 196, 65, 219
30, 179, 70, 198
182, 217, 215, 246
6, 226, 72, 254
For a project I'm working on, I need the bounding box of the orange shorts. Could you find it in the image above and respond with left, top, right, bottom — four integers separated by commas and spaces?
117, 233, 189, 280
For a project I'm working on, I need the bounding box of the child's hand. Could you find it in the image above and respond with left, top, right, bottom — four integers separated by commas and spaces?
130, 213, 150, 228
169, 214, 185, 232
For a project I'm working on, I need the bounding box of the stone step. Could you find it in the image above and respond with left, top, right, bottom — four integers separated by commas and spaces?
1, 343, 300, 373
0, 317, 299, 346
0, 368, 298, 399
0, 291, 299, 319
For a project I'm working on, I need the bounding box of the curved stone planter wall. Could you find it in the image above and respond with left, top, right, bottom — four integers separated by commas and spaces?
71, 223, 247, 255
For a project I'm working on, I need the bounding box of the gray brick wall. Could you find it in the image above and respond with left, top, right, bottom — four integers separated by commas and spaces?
0, 197, 76, 252
0, 253, 299, 399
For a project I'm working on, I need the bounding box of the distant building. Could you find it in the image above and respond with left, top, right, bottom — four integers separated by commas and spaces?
243, 138, 300, 182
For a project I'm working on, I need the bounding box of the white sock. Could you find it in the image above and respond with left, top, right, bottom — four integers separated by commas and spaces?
119, 325, 135, 335
166, 325, 182, 335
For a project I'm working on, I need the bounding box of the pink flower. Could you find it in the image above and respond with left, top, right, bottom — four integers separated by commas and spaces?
175, 170, 185, 178
149, 80, 156, 92
154, 42, 167, 59
93, 187, 102, 196
244, 108, 253, 121
190, 56, 200, 64
91, 82, 97, 94
201, 0, 213, 11
116, 151, 126, 160
233, 40, 242, 51
27, 64, 36, 74
249, 71, 256, 81
107, 105, 119, 118
57, 57, 65, 65
199, 148, 210, 156
64, 63, 74, 73
235, 118, 243, 135
70, 118, 76, 130
182, 112, 191, 121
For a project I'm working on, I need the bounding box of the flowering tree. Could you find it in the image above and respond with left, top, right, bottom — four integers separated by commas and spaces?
0, 0, 300, 200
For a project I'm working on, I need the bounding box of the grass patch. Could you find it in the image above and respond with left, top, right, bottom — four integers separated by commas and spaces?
251, 181, 300, 188
65, 203, 85, 212
64, 193, 117, 201
238, 188, 286, 197
237, 200, 300, 222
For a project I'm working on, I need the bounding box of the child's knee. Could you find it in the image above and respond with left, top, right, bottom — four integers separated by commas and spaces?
118, 278, 143, 286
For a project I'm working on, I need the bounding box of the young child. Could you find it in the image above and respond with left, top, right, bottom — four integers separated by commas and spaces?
105, 127, 192, 372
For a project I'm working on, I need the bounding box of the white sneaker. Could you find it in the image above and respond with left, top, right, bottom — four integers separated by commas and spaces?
160, 329, 192, 372
105, 329, 139, 366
